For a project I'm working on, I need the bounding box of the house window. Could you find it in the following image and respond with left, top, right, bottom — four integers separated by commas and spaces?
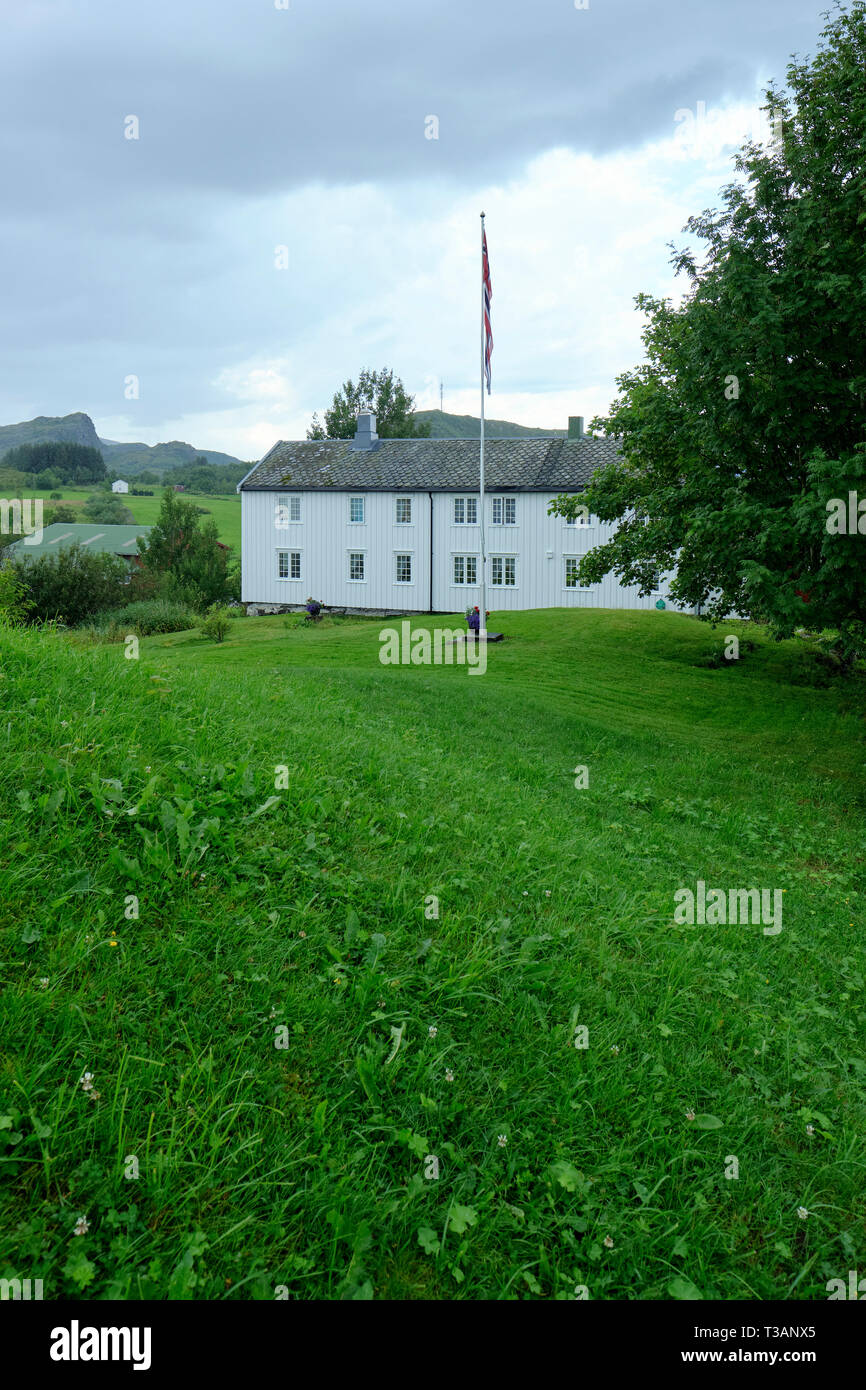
492, 496, 516, 525
452, 555, 478, 585
491, 555, 517, 587
277, 550, 302, 581
276, 495, 302, 527
453, 497, 478, 525
348, 551, 366, 582
349, 496, 365, 524
395, 553, 413, 584
564, 507, 591, 527
564, 557, 592, 591
395, 497, 412, 525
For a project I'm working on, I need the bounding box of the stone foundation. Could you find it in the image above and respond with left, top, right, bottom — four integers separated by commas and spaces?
243, 603, 437, 619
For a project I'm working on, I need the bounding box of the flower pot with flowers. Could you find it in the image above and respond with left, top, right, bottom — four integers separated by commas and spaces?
305, 596, 323, 622
465, 605, 489, 635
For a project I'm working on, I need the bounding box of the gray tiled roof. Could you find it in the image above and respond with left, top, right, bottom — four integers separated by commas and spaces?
239, 436, 621, 492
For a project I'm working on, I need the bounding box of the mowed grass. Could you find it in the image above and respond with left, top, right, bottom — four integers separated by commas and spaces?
31, 487, 241, 550
1, 608, 864, 1301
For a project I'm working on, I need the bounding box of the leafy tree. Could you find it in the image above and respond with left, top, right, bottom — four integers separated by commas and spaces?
137, 488, 232, 610
552, 2, 866, 667
137, 470, 160, 485
307, 368, 431, 439
44, 504, 79, 527
161, 459, 248, 495
10, 544, 129, 625
82, 494, 136, 525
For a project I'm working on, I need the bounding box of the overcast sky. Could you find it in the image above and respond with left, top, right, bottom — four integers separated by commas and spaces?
0, 0, 826, 459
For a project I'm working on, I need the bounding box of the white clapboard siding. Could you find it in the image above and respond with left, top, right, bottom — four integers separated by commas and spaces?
241, 488, 690, 614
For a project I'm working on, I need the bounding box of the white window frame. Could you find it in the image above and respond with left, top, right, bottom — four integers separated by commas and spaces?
276, 495, 302, 527
490, 554, 518, 588
453, 496, 478, 525
349, 496, 365, 525
347, 550, 367, 583
394, 551, 414, 585
564, 506, 592, 528
563, 556, 593, 592
452, 553, 478, 586
491, 495, 517, 526
395, 497, 413, 526
276, 549, 303, 582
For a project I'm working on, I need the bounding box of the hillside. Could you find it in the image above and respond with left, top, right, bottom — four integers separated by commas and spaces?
98, 438, 243, 475
1, 609, 863, 1300
0, 411, 242, 475
417, 408, 566, 439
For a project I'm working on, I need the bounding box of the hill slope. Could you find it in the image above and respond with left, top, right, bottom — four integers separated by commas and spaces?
417, 408, 565, 439
1, 610, 863, 1300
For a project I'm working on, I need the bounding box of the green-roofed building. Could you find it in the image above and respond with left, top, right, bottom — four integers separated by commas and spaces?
6, 523, 151, 564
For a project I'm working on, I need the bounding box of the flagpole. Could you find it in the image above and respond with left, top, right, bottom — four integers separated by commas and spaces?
479, 211, 488, 643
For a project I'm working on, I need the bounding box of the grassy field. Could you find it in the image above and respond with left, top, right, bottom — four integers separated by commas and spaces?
1, 608, 864, 1301
33, 487, 241, 551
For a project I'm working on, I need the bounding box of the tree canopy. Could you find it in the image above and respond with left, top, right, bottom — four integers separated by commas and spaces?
136, 488, 234, 610
307, 368, 431, 440
1, 440, 106, 484
552, 1, 866, 665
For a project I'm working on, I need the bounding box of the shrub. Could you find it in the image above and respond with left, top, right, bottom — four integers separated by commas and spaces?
0, 566, 34, 625
88, 598, 199, 637
81, 494, 136, 525
199, 604, 232, 643
11, 544, 129, 625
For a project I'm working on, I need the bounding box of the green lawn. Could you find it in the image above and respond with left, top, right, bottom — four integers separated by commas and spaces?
1, 608, 864, 1300
33, 487, 241, 551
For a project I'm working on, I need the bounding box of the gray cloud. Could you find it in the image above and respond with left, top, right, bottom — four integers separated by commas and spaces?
0, 0, 829, 440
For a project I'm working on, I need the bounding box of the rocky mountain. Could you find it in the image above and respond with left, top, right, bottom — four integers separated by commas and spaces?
0, 412, 242, 475
0, 411, 102, 456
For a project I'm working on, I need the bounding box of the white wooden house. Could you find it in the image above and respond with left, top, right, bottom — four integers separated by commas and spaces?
238, 413, 690, 615
111, 479, 129, 494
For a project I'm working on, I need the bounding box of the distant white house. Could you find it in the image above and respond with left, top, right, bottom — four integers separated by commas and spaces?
112, 479, 129, 494
238, 412, 691, 616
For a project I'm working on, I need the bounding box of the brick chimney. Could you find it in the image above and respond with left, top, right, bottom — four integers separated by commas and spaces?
351, 411, 379, 450
568, 415, 584, 439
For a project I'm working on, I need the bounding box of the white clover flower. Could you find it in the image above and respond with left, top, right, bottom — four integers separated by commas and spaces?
428, 1025, 438, 1039
685, 1109, 696, 1121
497, 1134, 507, 1147
805, 1124, 815, 1137
797, 1207, 809, 1220
603, 1235, 614, 1249
39, 978, 49, 989
610, 1045, 620, 1055
544, 890, 551, 897
445, 1069, 454, 1083
79, 1072, 94, 1092
73, 1216, 89, 1236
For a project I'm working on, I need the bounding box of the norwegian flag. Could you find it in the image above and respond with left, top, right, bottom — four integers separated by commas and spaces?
482, 227, 493, 394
